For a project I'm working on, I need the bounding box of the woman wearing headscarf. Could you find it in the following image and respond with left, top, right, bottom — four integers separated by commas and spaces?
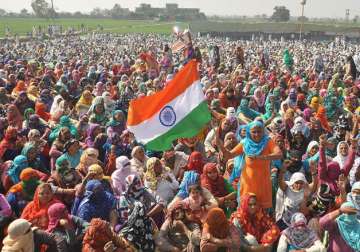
88, 96, 109, 126
11, 80, 26, 97
309, 96, 320, 113
201, 163, 236, 217
6, 168, 41, 216
21, 183, 60, 230
200, 208, 242, 252
35, 100, 51, 122
218, 120, 282, 209
47, 202, 89, 252
106, 110, 126, 138
14, 91, 35, 115
2, 155, 28, 191
21, 143, 49, 175
113, 174, 165, 231
49, 95, 65, 121
346, 181, 360, 219
145, 157, 179, 205
0, 127, 23, 162
48, 156, 82, 207
316, 106, 332, 133
76, 148, 100, 177
130, 146, 148, 177
75, 90, 93, 117
156, 201, 201, 252
318, 135, 356, 196
86, 164, 113, 194
120, 201, 156, 251
231, 193, 280, 248
38, 89, 53, 112
277, 212, 325, 252
82, 218, 134, 252
290, 116, 310, 139
49, 127, 72, 171
49, 116, 78, 143
111, 156, 137, 197
253, 87, 266, 113
320, 201, 360, 252
59, 139, 82, 169
85, 123, 102, 148
27, 84, 40, 102
2, 218, 66, 252
236, 99, 262, 123
333, 141, 360, 177
0, 87, 11, 105
7, 104, 23, 130
72, 179, 115, 222
102, 91, 115, 114
186, 151, 205, 174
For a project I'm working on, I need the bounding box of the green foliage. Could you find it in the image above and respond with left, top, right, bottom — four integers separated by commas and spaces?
271, 6, 290, 22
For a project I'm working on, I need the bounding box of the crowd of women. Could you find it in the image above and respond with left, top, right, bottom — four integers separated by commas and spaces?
0, 32, 360, 252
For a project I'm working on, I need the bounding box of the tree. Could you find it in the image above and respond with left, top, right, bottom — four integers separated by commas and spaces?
110, 4, 123, 19
31, 0, 50, 18
271, 6, 290, 22
20, 8, 29, 16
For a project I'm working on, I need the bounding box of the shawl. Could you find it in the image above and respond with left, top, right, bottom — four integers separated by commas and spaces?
21, 184, 60, 230
2, 219, 35, 252
76, 148, 99, 176
200, 163, 227, 197
291, 117, 310, 138
85, 123, 101, 147
120, 201, 155, 251
49, 115, 79, 142
82, 218, 113, 252
242, 121, 270, 157
283, 49, 294, 68
145, 157, 171, 191
333, 141, 349, 169
176, 171, 200, 199
106, 110, 126, 129
204, 207, 229, 239
316, 106, 331, 132
35, 101, 51, 122
336, 202, 360, 251
253, 87, 265, 107
47, 202, 74, 233
111, 156, 136, 196
187, 151, 205, 174
7, 155, 28, 184
7, 104, 23, 129
282, 212, 318, 249
12, 80, 26, 96
76, 90, 93, 108
347, 182, 360, 219
0, 127, 18, 160
237, 99, 261, 120
230, 193, 280, 244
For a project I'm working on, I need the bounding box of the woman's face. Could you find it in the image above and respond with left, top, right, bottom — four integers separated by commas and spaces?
225, 134, 237, 145
68, 142, 80, 155
221, 120, 231, 132
38, 185, 53, 204
250, 126, 263, 142
114, 112, 123, 121
247, 197, 258, 215
339, 143, 349, 156
153, 160, 163, 176
207, 168, 218, 181
309, 145, 319, 157
95, 104, 104, 114
240, 128, 247, 138
292, 180, 305, 191
134, 148, 145, 161
189, 188, 200, 201
60, 129, 71, 141
174, 208, 185, 221
84, 92, 92, 100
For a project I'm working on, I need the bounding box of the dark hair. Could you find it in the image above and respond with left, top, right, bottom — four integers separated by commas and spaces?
188, 184, 202, 194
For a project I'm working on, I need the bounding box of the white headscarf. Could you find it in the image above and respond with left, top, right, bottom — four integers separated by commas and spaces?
333, 141, 349, 169
2, 219, 35, 252
111, 156, 137, 196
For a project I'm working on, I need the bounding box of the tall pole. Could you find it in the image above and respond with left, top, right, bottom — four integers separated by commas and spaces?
299, 3, 305, 40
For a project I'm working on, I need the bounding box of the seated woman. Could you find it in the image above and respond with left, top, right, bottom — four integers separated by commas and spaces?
186, 151, 205, 175
47, 156, 82, 208
130, 146, 148, 178
111, 156, 137, 197
277, 212, 326, 252
21, 183, 60, 230
112, 174, 165, 231
156, 201, 201, 252
72, 179, 115, 222
6, 168, 42, 216
347, 181, 360, 219
88, 97, 109, 126
0, 126, 23, 162
49, 127, 72, 171
76, 148, 101, 177
85, 123, 102, 148
106, 110, 126, 138
49, 116, 79, 143
47, 202, 89, 251
1, 155, 29, 192
2, 219, 66, 252
201, 163, 236, 218
200, 207, 242, 252
0, 193, 12, 244
231, 193, 280, 248
320, 201, 360, 252
120, 202, 156, 251
169, 171, 218, 210
75, 90, 93, 117
21, 143, 49, 175
82, 218, 135, 252
145, 157, 179, 205
59, 139, 83, 169
87, 164, 113, 194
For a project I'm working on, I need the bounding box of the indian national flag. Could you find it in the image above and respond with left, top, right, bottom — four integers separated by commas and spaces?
127, 60, 211, 151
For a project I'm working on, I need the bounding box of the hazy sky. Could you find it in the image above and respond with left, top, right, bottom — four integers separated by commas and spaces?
3, 0, 360, 18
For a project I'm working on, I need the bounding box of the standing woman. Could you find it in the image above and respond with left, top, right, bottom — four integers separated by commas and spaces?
217, 120, 282, 209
